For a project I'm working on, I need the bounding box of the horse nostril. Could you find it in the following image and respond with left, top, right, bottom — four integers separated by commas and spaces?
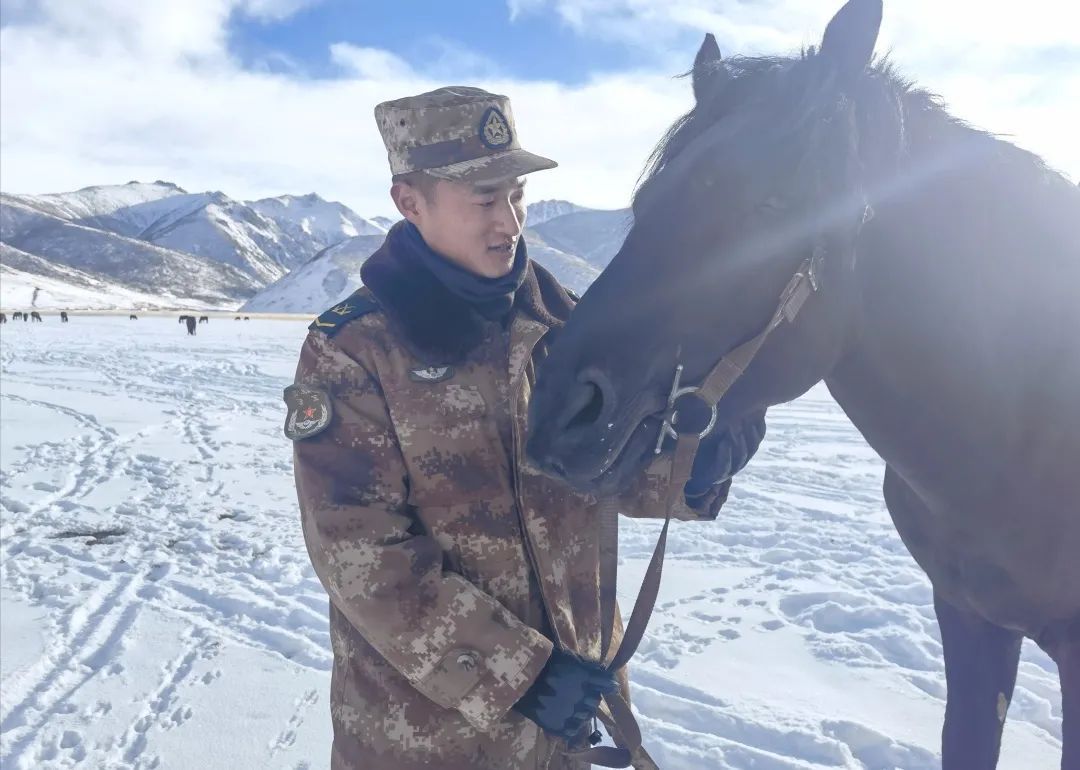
566, 381, 604, 431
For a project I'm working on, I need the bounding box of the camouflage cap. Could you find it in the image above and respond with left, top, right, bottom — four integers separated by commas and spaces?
374, 86, 557, 184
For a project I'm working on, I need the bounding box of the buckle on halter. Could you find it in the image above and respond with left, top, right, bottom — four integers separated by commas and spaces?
654, 364, 719, 454
808, 245, 825, 291
778, 249, 825, 323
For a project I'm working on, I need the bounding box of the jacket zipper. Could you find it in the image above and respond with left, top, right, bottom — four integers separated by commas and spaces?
509, 341, 563, 649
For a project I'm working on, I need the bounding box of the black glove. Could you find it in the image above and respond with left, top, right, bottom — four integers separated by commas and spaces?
684, 409, 767, 500
513, 649, 618, 740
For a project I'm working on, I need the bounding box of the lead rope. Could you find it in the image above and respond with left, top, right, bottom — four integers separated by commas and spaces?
563, 251, 824, 769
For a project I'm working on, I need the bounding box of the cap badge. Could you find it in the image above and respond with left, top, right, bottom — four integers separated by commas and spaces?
479, 107, 512, 149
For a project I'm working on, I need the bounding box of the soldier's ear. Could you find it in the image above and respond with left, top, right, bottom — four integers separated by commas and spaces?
391, 181, 423, 223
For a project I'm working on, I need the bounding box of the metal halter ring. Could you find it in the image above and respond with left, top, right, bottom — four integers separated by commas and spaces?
654, 364, 719, 454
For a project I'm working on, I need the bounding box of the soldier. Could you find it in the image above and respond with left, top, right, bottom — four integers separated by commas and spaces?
287, 86, 766, 770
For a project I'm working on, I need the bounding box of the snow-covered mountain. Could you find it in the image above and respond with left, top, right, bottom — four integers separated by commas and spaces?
5, 181, 188, 233
3, 182, 381, 287
526, 199, 592, 227
0, 242, 217, 311
1, 180, 627, 312
524, 234, 599, 295
239, 229, 599, 315
0, 182, 386, 309
365, 200, 599, 234
1, 195, 259, 304
531, 207, 632, 269
137, 191, 299, 284
240, 235, 386, 314
248, 194, 386, 251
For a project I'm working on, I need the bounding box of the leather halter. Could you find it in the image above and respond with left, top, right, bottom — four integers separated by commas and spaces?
659, 245, 825, 453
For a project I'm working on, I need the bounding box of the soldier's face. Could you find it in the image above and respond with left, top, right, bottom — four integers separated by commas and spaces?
414, 177, 527, 278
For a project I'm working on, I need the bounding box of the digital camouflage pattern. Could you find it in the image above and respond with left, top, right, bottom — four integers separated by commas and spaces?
290, 255, 730, 769
374, 86, 558, 184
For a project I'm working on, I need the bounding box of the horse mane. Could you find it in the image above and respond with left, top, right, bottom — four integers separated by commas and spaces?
634, 53, 816, 200
633, 50, 1073, 209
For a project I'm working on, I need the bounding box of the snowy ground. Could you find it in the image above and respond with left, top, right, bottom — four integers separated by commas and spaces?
0, 317, 1062, 769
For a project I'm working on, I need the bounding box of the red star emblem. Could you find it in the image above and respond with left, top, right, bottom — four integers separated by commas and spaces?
303, 407, 317, 419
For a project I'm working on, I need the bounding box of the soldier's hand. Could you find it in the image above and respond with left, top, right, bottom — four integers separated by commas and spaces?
512, 648, 618, 740
684, 408, 767, 499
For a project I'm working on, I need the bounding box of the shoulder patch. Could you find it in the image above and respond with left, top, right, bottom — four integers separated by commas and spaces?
309, 289, 380, 336
283, 385, 333, 441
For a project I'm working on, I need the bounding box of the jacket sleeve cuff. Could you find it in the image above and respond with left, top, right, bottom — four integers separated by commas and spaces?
615, 452, 731, 522
456, 625, 552, 731
680, 478, 731, 521
408, 578, 554, 731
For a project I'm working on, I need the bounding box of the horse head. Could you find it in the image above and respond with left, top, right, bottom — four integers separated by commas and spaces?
528, 0, 883, 495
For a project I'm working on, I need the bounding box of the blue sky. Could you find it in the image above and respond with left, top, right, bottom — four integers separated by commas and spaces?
1, 0, 1076, 216
229, 1, 645, 82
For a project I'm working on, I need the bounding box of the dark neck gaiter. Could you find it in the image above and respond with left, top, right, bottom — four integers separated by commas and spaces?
399, 221, 528, 321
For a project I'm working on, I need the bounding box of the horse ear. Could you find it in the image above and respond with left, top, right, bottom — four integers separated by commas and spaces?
819, 0, 882, 87
692, 33, 725, 103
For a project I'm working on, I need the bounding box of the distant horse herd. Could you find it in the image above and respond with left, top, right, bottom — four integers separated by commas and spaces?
2, 311, 46, 323
0, 311, 254, 330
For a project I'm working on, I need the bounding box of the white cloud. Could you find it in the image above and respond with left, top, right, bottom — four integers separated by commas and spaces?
16, 0, 232, 62
0, 0, 1076, 224
512, 0, 1080, 180
0, 0, 696, 217
329, 44, 414, 81
240, 0, 321, 22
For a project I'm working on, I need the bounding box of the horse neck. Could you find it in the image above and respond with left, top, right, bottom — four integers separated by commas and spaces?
824, 81, 1080, 498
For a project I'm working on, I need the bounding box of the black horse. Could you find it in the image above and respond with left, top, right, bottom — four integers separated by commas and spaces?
60, 311, 69, 323
129, 314, 138, 320
0, 312, 6, 323
12, 311, 23, 320
184, 316, 196, 335
527, 1, 1079, 767
198, 316, 209, 324
30, 311, 42, 322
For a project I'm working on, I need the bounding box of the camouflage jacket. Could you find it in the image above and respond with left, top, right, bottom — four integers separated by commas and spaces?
289, 226, 731, 770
